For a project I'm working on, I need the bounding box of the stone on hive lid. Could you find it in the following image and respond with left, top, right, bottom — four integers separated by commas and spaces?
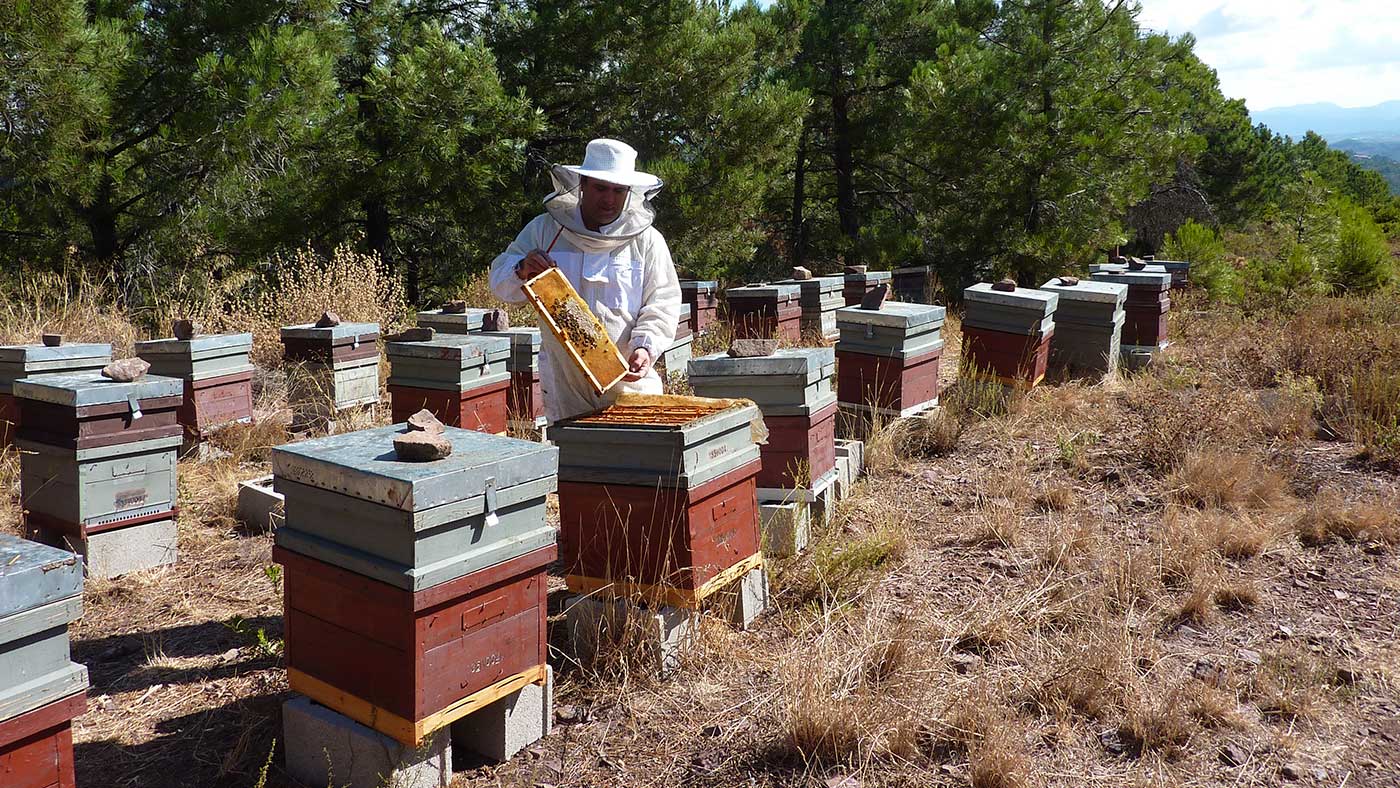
101, 357, 150, 382
792, 266, 813, 281
1127, 257, 1147, 271
729, 339, 778, 358
406, 408, 445, 434
1059, 276, 1079, 286
442, 300, 467, 314
393, 429, 452, 462
992, 277, 1017, 292
383, 327, 435, 343
172, 319, 200, 340
42, 333, 62, 347
315, 311, 341, 328
1089, 269, 1171, 289
483, 309, 510, 332
13, 371, 183, 407
844, 265, 867, 275
859, 283, 889, 310
1038, 278, 1126, 307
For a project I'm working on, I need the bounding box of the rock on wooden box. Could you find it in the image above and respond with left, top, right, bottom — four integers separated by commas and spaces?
274, 542, 551, 745
680, 280, 718, 333
835, 303, 945, 416
1039, 278, 1126, 376
892, 265, 933, 303
726, 284, 802, 343
0, 343, 111, 447
776, 276, 843, 340
13, 373, 183, 450
843, 269, 891, 306
1089, 269, 1171, 348
135, 333, 255, 439
479, 328, 544, 425
272, 424, 558, 592
688, 349, 838, 489
415, 307, 490, 335
550, 395, 763, 598
386, 335, 510, 432
0, 535, 88, 728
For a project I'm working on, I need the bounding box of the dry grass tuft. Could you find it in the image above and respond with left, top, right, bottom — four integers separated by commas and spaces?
1168, 449, 1290, 512
1117, 680, 1196, 758
1032, 484, 1076, 512
1214, 581, 1260, 613
1294, 488, 1400, 548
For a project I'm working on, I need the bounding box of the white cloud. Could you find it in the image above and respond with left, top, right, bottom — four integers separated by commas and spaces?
1135, 0, 1400, 110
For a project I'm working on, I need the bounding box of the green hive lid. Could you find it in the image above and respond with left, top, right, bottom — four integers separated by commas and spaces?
728, 283, 800, 299
688, 347, 834, 377
680, 280, 717, 292
0, 534, 83, 620
1038, 279, 1127, 305
0, 343, 112, 366
835, 301, 946, 329
272, 423, 557, 512
384, 333, 509, 363
1090, 270, 1171, 288
279, 322, 379, 341
774, 275, 843, 293
478, 327, 541, 351
12, 372, 184, 406
134, 332, 254, 355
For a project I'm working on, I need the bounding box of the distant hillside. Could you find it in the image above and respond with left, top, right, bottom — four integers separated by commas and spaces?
1253, 100, 1400, 139
1342, 151, 1400, 195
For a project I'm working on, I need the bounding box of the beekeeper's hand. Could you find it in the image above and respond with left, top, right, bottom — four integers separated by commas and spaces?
622, 347, 653, 382
515, 250, 556, 280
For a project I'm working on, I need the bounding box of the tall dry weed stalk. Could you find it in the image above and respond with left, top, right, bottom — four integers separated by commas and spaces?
0, 270, 142, 353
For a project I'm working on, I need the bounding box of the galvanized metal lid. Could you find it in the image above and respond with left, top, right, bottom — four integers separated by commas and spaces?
477, 327, 542, 352
133, 332, 254, 356
1089, 270, 1172, 288
384, 334, 510, 364
727, 283, 801, 300
272, 423, 557, 512
835, 301, 946, 328
680, 280, 717, 293
279, 322, 380, 341
775, 275, 843, 293
893, 265, 932, 275
1038, 278, 1127, 306
0, 534, 83, 620
12, 372, 184, 406
688, 347, 834, 378
845, 270, 892, 283
415, 308, 489, 331
0, 343, 112, 366
964, 283, 1058, 314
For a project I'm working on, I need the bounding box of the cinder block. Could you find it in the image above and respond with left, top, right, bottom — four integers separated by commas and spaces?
833, 455, 853, 500
35, 518, 179, 579
835, 438, 864, 483
235, 475, 283, 532
282, 695, 450, 788
760, 502, 809, 558
450, 666, 552, 762
562, 595, 696, 677
726, 566, 769, 630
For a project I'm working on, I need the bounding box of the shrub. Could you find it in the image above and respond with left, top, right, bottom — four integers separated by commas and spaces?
1162, 220, 1234, 301
1327, 200, 1393, 294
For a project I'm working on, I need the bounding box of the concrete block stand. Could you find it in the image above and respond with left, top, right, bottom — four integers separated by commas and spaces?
283, 694, 451, 788
450, 666, 553, 763
760, 501, 810, 558
707, 566, 770, 631
235, 475, 283, 532
562, 594, 697, 678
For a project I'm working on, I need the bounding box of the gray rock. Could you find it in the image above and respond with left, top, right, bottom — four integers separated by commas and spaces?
314, 311, 341, 328
406, 408, 446, 434
1127, 257, 1147, 271
991, 277, 1017, 292
41, 333, 62, 347
843, 265, 867, 274
101, 357, 151, 382
1220, 742, 1248, 767
727, 338, 778, 358
442, 300, 467, 314
393, 430, 452, 461
1058, 276, 1080, 286
172, 319, 201, 340
791, 266, 813, 281
483, 308, 510, 331
384, 327, 435, 342
1281, 763, 1302, 781
859, 283, 889, 310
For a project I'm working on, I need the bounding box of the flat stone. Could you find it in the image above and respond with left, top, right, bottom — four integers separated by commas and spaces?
442, 300, 467, 314
843, 265, 867, 274
315, 311, 341, 328
171, 319, 201, 340
483, 308, 510, 331
1220, 742, 1248, 767
728, 338, 778, 358
858, 283, 889, 310
991, 277, 1017, 292
100, 357, 151, 382
1127, 258, 1148, 270
384, 327, 435, 342
791, 266, 813, 280
406, 408, 446, 434
1281, 763, 1302, 781
41, 333, 62, 347
393, 430, 452, 461
1058, 276, 1079, 286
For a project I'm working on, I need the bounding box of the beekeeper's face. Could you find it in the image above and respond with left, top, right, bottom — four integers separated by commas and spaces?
579, 176, 629, 229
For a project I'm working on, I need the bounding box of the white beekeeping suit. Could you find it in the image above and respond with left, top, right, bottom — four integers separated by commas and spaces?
490, 140, 682, 423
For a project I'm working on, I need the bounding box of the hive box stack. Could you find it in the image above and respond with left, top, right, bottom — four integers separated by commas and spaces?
843, 268, 891, 306
776, 275, 843, 341
479, 327, 545, 432
386, 334, 511, 434
281, 322, 380, 428
1038, 278, 1127, 377
0, 342, 111, 448
679, 280, 718, 335
1090, 268, 1172, 367
726, 283, 802, 343
659, 303, 694, 374
273, 425, 558, 785
552, 395, 768, 643
415, 306, 490, 335
835, 302, 945, 419
15, 373, 182, 578
0, 535, 88, 788
1153, 259, 1192, 289
961, 283, 1058, 389
135, 332, 254, 449
687, 349, 838, 556
892, 265, 933, 303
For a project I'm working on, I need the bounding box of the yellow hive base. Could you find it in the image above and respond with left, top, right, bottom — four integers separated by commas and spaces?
566, 552, 765, 609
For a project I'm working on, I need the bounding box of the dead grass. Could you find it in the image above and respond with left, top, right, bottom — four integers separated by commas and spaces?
1294, 488, 1400, 548
1168, 449, 1291, 512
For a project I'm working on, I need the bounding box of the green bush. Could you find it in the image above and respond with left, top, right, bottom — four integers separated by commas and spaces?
1162, 220, 1235, 300
1328, 200, 1394, 294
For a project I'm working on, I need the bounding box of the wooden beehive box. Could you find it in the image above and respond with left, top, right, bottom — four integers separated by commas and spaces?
13, 373, 184, 450
0, 534, 88, 726
523, 267, 626, 395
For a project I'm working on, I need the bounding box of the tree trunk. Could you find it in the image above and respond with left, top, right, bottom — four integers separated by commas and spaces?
791, 121, 809, 268
831, 84, 859, 263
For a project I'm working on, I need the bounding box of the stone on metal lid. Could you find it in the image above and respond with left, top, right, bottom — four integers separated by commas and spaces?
406, 408, 445, 434
482, 308, 511, 331
315, 311, 341, 328
1058, 276, 1079, 286
101, 357, 150, 382
441, 300, 467, 314
844, 265, 867, 275
172, 319, 201, 340
859, 282, 889, 309
791, 266, 813, 281
393, 429, 452, 461
728, 338, 778, 358
41, 333, 62, 347
991, 277, 1017, 292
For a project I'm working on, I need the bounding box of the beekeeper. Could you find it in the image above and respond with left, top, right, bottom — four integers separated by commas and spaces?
489, 138, 682, 423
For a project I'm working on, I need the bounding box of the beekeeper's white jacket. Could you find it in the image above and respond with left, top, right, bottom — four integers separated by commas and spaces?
489, 213, 682, 423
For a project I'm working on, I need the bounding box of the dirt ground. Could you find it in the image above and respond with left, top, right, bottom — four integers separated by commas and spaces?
4, 303, 1399, 788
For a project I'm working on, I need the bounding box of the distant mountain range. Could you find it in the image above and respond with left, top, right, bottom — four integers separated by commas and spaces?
1251, 101, 1400, 195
